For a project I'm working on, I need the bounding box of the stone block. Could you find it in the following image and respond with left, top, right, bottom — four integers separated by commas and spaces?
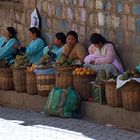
132, 35, 140, 48
124, 31, 132, 47
136, 19, 140, 33
133, 4, 140, 16
60, 6, 65, 18
103, 0, 112, 11
116, 1, 123, 13
85, 0, 95, 11
71, 23, 78, 32
111, 15, 120, 28
124, 3, 130, 14
79, 25, 86, 36
55, 3, 62, 17
79, 0, 85, 7
80, 8, 87, 23
47, 2, 55, 17
42, 0, 48, 13
59, 20, 70, 32
89, 13, 94, 27
98, 12, 105, 26
128, 16, 135, 32
95, 0, 103, 10
66, 7, 74, 20
24, 0, 36, 9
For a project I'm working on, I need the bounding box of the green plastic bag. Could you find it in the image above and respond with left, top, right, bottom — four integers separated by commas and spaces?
45, 87, 80, 117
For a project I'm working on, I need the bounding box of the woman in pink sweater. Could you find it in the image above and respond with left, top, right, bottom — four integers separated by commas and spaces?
84, 33, 124, 78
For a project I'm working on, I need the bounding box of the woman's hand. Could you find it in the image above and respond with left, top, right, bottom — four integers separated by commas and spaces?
12, 45, 19, 49
90, 61, 95, 64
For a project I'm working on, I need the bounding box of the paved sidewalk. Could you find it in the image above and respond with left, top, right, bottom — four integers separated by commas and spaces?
0, 106, 139, 140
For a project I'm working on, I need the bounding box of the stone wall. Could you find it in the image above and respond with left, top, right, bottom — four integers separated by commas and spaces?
0, 0, 140, 68
0, 0, 36, 46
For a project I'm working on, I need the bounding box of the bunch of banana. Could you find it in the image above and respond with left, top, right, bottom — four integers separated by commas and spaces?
95, 70, 107, 82
39, 54, 52, 66
0, 59, 9, 67
12, 55, 29, 68
55, 55, 74, 67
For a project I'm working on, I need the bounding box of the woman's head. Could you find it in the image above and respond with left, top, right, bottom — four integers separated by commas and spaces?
5, 27, 17, 39
29, 27, 40, 40
90, 33, 108, 49
54, 32, 66, 47
66, 31, 78, 47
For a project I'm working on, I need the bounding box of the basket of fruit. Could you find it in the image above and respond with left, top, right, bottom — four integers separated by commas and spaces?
36, 73, 55, 96
105, 80, 122, 107
26, 64, 37, 95
55, 55, 77, 89
120, 68, 140, 111
73, 67, 96, 100
12, 55, 29, 93
0, 67, 14, 90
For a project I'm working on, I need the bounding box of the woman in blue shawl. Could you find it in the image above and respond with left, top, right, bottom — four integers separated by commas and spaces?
0, 27, 18, 64
20, 27, 45, 64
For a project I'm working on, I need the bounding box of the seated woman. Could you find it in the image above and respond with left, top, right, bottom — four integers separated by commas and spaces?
84, 33, 124, 78
43, 32, 66, 61
0, 27, 18, 64
20, 27, 45, 64
62, 31, 87, 64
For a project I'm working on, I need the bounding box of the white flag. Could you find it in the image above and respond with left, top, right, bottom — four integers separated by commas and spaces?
30, 8, 40, 28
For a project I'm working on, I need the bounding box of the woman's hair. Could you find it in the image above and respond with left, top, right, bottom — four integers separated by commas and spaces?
66, 30, 78, 41
29, 27, 41, 37
55, 32, 66, 45
90, 33, 111, 44
7, 27, 17, 38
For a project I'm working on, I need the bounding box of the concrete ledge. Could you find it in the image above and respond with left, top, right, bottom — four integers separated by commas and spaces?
0, 90, 139, 132
0, 90, 47, 112
81, 102, 140, 132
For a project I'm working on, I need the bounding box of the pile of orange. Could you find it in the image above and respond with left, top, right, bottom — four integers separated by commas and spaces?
73, 67, 95, 76
27, 64, 37, 72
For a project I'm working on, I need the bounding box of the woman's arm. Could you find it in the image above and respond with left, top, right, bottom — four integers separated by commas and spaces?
88, 44, 96, 55
95, 44, 115, 64
0, 38, 18, 59
26, 39, 45, 56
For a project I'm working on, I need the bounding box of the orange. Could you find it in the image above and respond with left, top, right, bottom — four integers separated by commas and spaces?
86, 71, 90, 75
72, 71, 76, 75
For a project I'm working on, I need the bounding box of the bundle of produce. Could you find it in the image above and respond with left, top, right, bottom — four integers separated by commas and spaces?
120, 68, 140, 80
95, 70, 107, 82
55, 55, 75, 67
39, 54, 52, 67
12, 55, 29, 68
26, 64, 37, 72
26, 64, 38, 95
0, 59, 9, 67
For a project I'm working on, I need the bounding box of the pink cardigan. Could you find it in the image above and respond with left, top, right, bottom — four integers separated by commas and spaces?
84, 43, 124, 73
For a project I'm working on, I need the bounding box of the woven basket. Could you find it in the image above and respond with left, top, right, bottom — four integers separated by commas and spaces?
13, 67, 26, 93
105, 81, 122, 107
55, 66, 76, 72
122, 81, 140, 111
36, 74, 55, 96
73, 75, 94, 100
26, 71, 37, 95
55, 70, 73, 89
0, 67, 14, 90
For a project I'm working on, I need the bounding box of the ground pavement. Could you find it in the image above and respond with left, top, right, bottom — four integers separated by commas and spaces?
0, 106, 139, 140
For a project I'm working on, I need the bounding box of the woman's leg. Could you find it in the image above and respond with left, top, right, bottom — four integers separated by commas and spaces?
84, 63, 119, 78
